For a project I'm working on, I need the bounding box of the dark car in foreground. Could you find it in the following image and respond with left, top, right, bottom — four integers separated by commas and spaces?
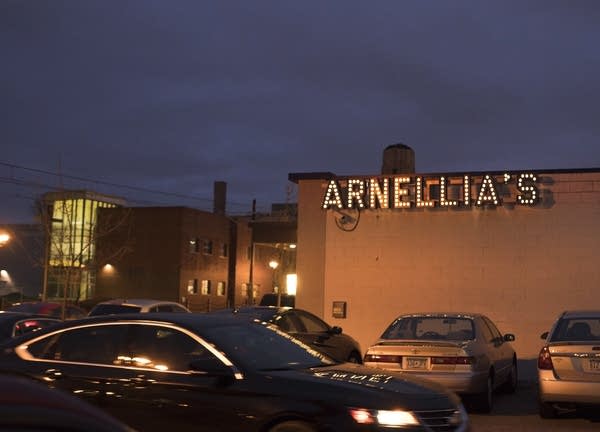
0, 313, 469, 432
537, 310, 600, 418
216, 305, 363, 363
0, 374, 134, 432
363, 312, 517, 413
0, 311, 61, 342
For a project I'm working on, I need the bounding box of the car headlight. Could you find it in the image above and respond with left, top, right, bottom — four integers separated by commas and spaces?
348, 408, 419, 427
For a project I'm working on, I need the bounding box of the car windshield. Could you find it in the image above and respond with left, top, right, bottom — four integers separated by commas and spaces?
380, 316, 475, 341
89, 304, 142, 316
550, 318, 600, 342
199, 322, 336, 371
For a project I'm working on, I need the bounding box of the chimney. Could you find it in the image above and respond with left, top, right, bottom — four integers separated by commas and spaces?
213, 181, 227, 215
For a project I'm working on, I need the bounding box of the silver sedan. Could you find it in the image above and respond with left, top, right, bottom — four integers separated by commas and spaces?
537, 310, 600, 418
364, 312, 517, 413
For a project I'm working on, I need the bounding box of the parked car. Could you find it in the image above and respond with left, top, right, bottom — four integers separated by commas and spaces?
537, 310, 600, 418
363, 312, 517, 412
259, 293, 295, 307
6, 301, 87, 319
218, 305, 363, 363
0, 312, 470, 432
0, 373, 134, 431
88, 298, 190, 316
0, 311, 61, 342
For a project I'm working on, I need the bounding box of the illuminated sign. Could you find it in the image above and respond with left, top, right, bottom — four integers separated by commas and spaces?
322, 172, 539, 210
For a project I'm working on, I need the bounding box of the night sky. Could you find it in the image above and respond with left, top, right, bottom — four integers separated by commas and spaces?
2, 1, 599, 223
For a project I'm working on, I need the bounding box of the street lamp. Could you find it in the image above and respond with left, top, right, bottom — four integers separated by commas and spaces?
268, 259, 280, 306
0, 232, 10, 248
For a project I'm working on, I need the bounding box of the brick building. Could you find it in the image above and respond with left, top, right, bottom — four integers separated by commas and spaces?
290, 160, 600, 364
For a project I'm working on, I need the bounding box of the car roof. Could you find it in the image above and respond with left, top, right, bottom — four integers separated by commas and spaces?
560, 310, 600, 319
95, 299, 184, 307
1, 312, 262, 344
394, 312, 480, 319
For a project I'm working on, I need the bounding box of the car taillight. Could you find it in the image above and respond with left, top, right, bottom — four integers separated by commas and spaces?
537, 346, 554, 370
431, 356, 475, 365
364, 354, 402, 363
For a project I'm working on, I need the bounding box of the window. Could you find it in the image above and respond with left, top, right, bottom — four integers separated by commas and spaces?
128, 324, 212, 371
295, 311, 330, 333
27, 324, 127, 365
220, 243, 228, 258
189, 238, 199, 253
202, 239, 213, 255
217, 281, 226, 296
201, 280, 211, 295
187, 279, 198, 294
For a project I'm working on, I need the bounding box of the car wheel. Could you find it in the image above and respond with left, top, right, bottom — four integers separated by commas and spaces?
473, 374, 494, 413
269, 420, 317, 432
501, 361, 518, 394
538, 401, 557, 419
347, 351, 362, 363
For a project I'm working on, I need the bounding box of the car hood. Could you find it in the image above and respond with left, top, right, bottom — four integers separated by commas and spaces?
256, 362, 459, 410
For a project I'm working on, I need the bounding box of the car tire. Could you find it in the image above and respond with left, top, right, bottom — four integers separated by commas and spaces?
538, 401, 557, 419
347, 351, 362, 363
473, 374, 494, 413
269, 420, 317, 432
501, 361, 518, 394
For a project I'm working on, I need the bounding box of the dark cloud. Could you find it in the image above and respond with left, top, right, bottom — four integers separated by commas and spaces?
2, 0, 600, 222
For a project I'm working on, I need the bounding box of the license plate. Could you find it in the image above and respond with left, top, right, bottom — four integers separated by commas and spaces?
405, 357, 428, 370
590, 359, 600, 371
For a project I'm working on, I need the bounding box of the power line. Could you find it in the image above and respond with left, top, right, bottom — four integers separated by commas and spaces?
0, 161, 268, 212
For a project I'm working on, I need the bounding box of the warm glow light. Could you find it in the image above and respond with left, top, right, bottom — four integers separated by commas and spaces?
0, 270, 8, 278
268, 260, 279, 270
0, 233, 10, 246
288, 244, 297, 249
102, 264, 115, 274
286, 274, 297, 295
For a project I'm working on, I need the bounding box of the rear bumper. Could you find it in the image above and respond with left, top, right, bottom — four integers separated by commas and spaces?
538, 370, 600, 404
398, 370, 489, 395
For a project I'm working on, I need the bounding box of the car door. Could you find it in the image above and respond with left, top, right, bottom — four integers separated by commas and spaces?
114, 323, 263, 432
289, 310, 348, 361
17, 322, 131, 412
480, 316, 513, 384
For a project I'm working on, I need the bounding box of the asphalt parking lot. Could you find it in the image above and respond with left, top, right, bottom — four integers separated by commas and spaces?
468, 364, 600, 432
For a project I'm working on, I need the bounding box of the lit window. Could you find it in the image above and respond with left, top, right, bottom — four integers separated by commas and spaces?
189, 238, 199, 253
217, 281, 226, 296
187, 279, 198, 294
201, 280, 211, 295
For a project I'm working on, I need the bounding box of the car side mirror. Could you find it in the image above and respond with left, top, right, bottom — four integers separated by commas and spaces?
540, 331, 549, 340
503, 333, 515, 342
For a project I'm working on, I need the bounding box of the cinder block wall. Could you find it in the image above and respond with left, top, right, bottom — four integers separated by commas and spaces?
295, 171, 600, 371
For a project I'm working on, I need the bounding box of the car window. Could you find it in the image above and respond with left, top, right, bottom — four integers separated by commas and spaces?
273, 314, 302, 333
89, 304, 142, 315
478, 318, 495, 343
295, 311, 329, 333
126, 324, 209, 371
551, 318, 600, 342
482, 316, 503, 341
27, 324, 126, 365
380, 317, 474, 340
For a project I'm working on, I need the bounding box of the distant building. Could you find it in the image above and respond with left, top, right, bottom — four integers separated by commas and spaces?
41, 190, 126, 302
